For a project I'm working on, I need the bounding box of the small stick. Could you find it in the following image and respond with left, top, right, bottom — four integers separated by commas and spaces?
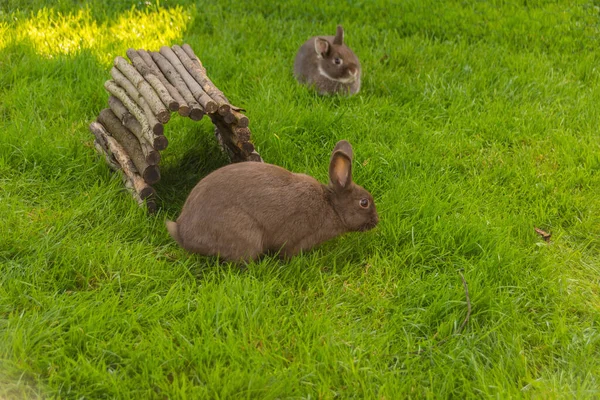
126, 49, 178, 112
151, 51, 204, 120
108, 96, 166, 156
97, 108, 161, 184
160, 46, 217, 113
137, 49, 190, 117
114, 56, 170, 123
534, 227, 552, 242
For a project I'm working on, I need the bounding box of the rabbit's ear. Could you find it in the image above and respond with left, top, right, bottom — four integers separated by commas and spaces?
315, 38, 330, 57
333, 25, 344, 45
329, 141, 353, 190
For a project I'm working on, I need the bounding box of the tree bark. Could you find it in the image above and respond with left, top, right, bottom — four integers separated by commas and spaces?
150, 51, 204, 120
114, 56, 170, 124
137, 49, 190, 117
159, 46, 218, 114
97, 108, 161, 184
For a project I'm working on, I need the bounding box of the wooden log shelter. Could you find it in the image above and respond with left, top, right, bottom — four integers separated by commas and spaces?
90, 44, 261, 213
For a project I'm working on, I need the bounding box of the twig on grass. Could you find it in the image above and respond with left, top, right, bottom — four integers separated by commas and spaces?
534, 227, 552, 242
411, 270, 472, 355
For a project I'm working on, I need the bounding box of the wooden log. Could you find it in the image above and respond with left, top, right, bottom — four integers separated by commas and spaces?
94, 137, 157, 212
150, 51, 204, 120
97, 108, 161, 184
114, 56, 170, 124
89, 122, 156, 200
180, 43, 229, 102
233, 126, 252, 143
105, 135, 158, 198
104, 80, 152, 137
91, 128, 120, 170
223, 112, 236, 124
137, 49, 190, 117
210, 115, 257, 162
159, 46, 217, 114
110, 67, 163, 135
231, 109, 249, 128
215, 110, 249, 130
126, 49, 178, 112
108, 96, 166, 156
139, 96, 164, 136
94, 140, 120, 171
124, 177, 157, 213
179, 44, 231, 114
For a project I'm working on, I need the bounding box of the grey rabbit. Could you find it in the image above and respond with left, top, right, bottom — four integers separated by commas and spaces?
294, 25, 361, 95
167, 140, 378, 262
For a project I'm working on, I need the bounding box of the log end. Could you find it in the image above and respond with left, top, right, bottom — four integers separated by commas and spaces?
178, 104, 191, 117
145, 149, 162, 166
153, 135, 169, 151
217, 103, 231, 115
168, 100, 179, 112
139, 185, 156, 200
152, 123, 164, 136
143, 166, 161, 185
205, 101, 218, 114
156, 110, 171, 124
234, 127, 251, 142
146, 199, 157, 214
223, 112, 236, 124
241, 141, 255, 154
236, 115, 249, 129
189, 108, 204, 121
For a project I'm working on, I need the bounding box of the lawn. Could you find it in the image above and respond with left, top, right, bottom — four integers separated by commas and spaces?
1, 0, 599, 398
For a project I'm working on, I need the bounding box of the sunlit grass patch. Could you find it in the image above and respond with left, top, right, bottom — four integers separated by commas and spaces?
10, 5, 191, 63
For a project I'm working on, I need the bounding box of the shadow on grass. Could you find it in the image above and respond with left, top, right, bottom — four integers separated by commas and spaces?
154, 123, 230, 215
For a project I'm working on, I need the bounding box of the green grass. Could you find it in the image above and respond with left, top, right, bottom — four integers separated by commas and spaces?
1, 0, 599, 398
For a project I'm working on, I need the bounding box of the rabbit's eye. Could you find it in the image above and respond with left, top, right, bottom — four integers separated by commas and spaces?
359, 198, 369, 208
334, 58, 343, 65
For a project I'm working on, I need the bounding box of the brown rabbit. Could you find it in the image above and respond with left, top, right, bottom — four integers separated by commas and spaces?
167, 140, 378, 262
293, 25, 361, 95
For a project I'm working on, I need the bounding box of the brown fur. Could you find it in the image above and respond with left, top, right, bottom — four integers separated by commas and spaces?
293, 25, 361, 95
167, 140, 378, 262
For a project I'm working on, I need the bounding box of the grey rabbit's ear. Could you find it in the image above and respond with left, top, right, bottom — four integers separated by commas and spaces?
329, 140, 353, 190
314, 37, 330, 57
333, 25, 344, 45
